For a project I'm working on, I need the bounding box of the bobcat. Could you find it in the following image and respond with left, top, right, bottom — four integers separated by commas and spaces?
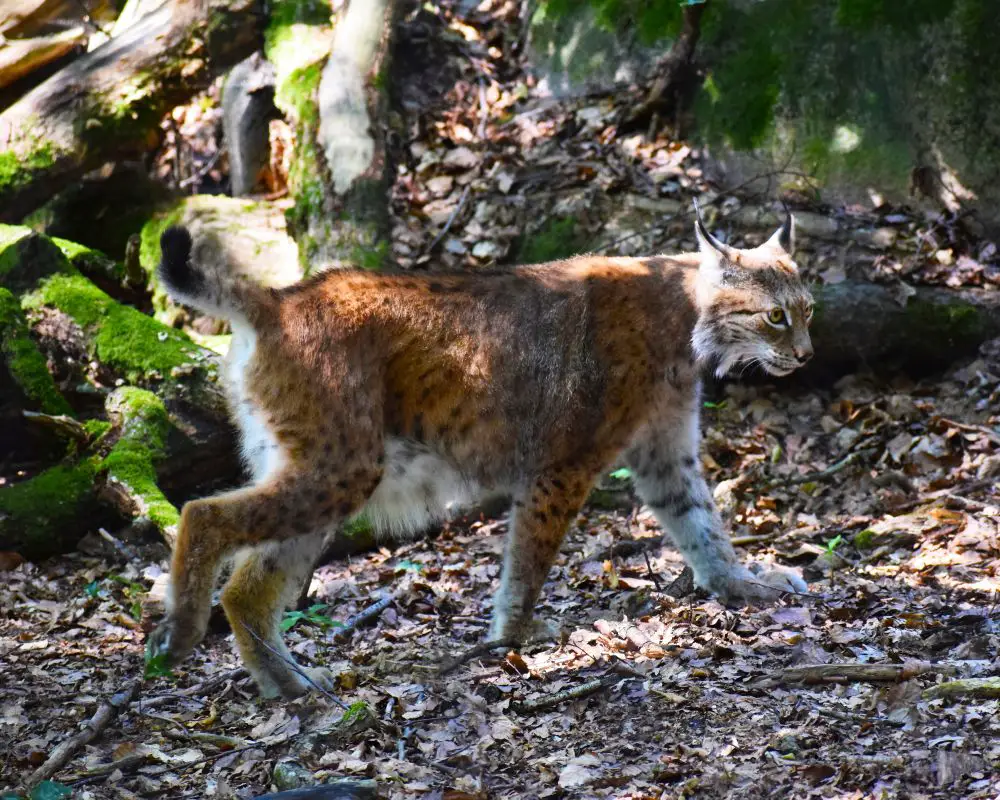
147, 208, 813, 699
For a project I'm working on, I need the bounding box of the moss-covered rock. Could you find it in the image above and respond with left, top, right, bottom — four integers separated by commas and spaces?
0, 461, 105, 560
0, 286, 72, 416
101, 387, 180, 537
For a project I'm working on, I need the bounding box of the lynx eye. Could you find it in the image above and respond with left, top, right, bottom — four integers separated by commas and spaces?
765, 308, 788, 327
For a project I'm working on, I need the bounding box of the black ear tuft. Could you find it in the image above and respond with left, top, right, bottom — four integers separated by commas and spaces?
158, 226, 199, 293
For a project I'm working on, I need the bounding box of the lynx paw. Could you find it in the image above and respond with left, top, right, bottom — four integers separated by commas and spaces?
145, 614, 208, 669
488, 613, 559, 645
704, 562, 807, 603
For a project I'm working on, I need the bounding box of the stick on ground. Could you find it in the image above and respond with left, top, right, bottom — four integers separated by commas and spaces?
333, 594, 394, 641
922, 676, 1000, 700
764, 661, 954, 687
26, 678, 142, 789
512, 677, 617, 714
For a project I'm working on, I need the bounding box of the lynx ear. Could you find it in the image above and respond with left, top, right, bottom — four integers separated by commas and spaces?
765, 210, 795, 254
693, 201, 732, 282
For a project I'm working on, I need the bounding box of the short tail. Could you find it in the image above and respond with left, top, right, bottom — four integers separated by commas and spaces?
158, 225, 276, 324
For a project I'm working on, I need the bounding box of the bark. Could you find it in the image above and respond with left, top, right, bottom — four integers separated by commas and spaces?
806, 282, 1000, 379
0, 0, 265, 222
267, 0, 398, 270
624, 1, 707, 130
0, 26, 87, 91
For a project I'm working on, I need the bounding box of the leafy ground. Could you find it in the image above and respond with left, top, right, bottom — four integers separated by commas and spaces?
3, 1, 1000, 799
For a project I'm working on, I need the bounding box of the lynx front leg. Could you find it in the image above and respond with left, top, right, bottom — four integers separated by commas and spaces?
148, 464, 382, 669
490, 471, 594, 642
626, 407, 806, 602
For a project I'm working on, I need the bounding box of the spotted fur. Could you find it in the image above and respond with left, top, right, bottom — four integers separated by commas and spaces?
148, 213, 813, 698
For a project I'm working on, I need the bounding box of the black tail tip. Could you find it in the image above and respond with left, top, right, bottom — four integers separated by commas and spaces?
158, 226, 197, 292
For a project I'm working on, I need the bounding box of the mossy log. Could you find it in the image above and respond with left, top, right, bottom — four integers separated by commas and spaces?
0, 0, 265, 222
806, 282, 1000, 379
0, 225, 239, 558
265, 0, 397, 270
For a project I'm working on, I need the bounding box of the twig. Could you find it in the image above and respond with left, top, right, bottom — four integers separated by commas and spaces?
762, 661, 954, 688
139, 667, 249, 709
22, 410, 90, 444
937, 417, 1000, 446
70, 752, 149, 784
887, 478, 997, 514
333, 594, 394, 641
731, 532, 778, 547
922, 676, 1000, 700
242, 624, 349, 710
437, 637, 522, 675
512, 676, 621, 714
97, 527, 139, 561
27, 678, 142, 788
766, 447, 878, 489
424, 184, 471, 255
250, 780, 377, 800
590, 535, 664, 562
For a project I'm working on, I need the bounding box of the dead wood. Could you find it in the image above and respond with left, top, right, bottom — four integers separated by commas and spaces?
25, 678, 141, 789
922, 676, 1000, 700
624, 2, 707, 130
512, 677, 617, 714
251, 780, 378, 800
765, 661, 954, 687
0, 0, 265, 221
0, 26, 87, 91
332, 594, 394, 642
805, 282, 1000, 379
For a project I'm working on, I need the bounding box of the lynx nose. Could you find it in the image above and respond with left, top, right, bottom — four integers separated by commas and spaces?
794, 344, 813, 364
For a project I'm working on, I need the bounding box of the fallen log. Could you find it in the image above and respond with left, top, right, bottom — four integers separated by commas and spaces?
0, 26, 87, 91
806, 282, 1000, 379
0, 0, 265, 221
0, 225, 239, 558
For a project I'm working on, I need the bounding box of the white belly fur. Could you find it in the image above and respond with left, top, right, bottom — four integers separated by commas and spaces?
227, 322, 480, 539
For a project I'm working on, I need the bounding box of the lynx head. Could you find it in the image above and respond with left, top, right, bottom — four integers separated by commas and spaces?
691, 206, 814, 377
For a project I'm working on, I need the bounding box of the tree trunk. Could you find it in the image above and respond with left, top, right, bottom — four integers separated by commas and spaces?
266, 0, 398, 270
624, 1, 707, 130
0, 0, 265, 222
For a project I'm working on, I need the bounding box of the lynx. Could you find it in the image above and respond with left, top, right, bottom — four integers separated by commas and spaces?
147, 208, 813, 699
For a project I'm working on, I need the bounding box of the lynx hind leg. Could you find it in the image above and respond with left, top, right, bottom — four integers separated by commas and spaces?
222, 532, 332, 699
490, 470, 594, 642
626, 419, 806, 602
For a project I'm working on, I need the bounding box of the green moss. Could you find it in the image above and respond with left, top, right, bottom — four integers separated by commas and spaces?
0, 141, 56, 196
101, 387, 179, 532
23, 272, 203, 383
0, 225, 71, 291
517, 216, 582, 264
138, 204, 184, 277
340, 700, 373, 726
0, 287, 71, 415
905, 299, 987, 345
84, 419, 112, 440
0, 461, 98, 558
50, 237, 124, 282
853, 528, 878, 550
349, 239, 389, 271
265, 0, 333, 71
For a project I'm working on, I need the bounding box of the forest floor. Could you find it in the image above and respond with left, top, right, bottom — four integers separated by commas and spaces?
3, 1, 1000, 799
